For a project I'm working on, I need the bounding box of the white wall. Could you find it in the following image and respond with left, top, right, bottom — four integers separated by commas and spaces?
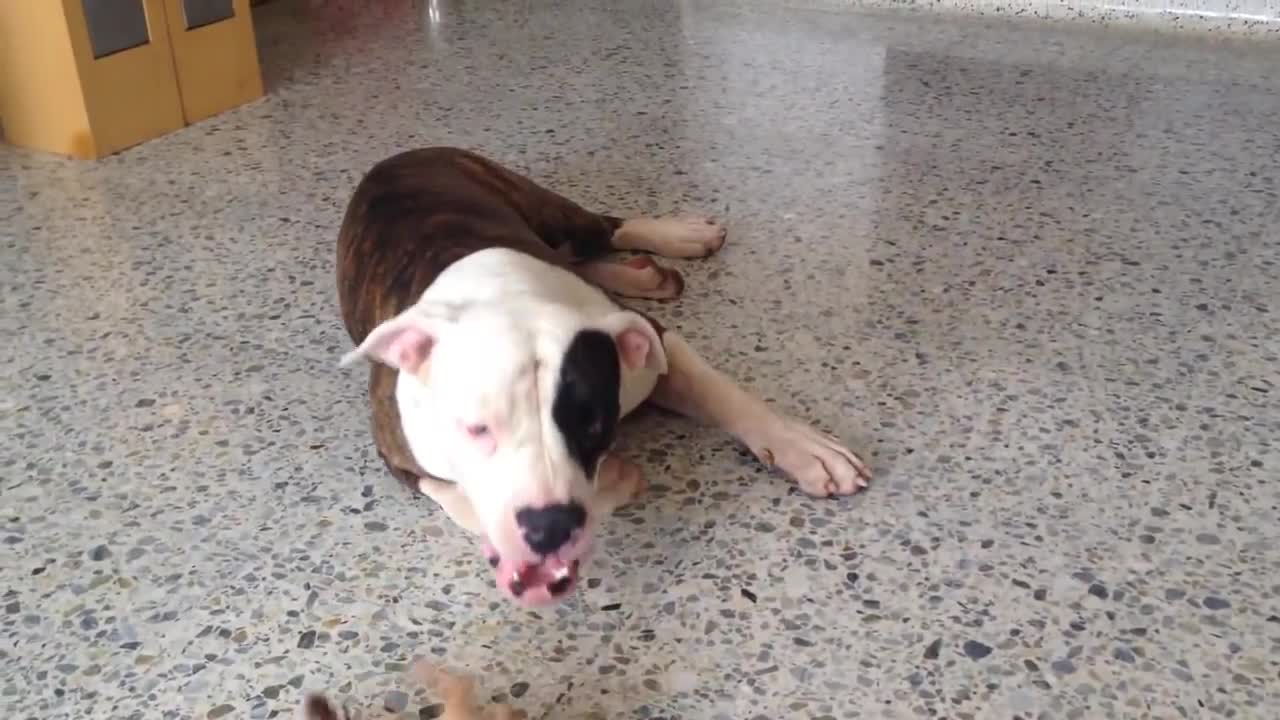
785, 0, 1280, 33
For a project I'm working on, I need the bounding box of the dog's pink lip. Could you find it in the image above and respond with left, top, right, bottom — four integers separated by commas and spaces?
483, 539, 586, 606
512, 559, 580, 604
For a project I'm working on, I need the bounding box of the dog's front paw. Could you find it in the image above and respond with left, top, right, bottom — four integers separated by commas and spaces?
748, 418, 871, 497
593, 453, 647, 514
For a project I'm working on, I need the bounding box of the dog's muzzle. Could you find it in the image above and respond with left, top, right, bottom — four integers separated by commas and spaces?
483, 540, 587, 606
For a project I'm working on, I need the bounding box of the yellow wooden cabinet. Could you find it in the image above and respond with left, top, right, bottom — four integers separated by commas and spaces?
0, 0, 264, 159
161, 0, 265, 125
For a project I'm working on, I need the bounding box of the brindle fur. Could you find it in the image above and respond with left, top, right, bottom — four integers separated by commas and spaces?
336, 147, 655, 492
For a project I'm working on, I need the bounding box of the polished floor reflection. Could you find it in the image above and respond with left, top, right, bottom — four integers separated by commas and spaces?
3, 1, 1278, 718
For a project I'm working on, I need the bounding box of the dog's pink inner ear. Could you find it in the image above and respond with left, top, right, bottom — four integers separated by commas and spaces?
342, 304, 461, 372
385, 328, 433, 373
351, 323, 435, 374
600, 311, 666, 373
615, 328, 654, 371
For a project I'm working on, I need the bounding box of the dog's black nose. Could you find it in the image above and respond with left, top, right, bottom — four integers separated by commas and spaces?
516, 502, 586, 555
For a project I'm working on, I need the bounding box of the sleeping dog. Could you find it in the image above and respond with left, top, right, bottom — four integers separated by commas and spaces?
338, 148, 872, 606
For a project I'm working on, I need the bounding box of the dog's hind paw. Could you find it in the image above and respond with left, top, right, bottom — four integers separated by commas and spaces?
614, 216, 727, 259
578, 255, 684, 300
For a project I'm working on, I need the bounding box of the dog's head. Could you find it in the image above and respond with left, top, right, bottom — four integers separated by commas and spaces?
344, 301, 664, 605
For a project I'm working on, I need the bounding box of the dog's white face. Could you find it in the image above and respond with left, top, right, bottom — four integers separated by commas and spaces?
344, 300, 664, 605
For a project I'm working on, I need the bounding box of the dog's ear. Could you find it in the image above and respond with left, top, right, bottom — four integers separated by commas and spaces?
301, 694, 346, 720
340, 302, 460, 373
598, 311, 667, 374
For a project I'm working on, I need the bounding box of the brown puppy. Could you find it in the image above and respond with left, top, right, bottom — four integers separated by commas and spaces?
302, 664, 525, 720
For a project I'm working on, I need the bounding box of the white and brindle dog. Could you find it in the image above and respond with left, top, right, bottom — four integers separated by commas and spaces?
338, 147, 872, 607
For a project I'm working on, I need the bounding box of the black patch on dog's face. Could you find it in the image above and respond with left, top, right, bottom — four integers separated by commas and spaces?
552, 330, 621, 475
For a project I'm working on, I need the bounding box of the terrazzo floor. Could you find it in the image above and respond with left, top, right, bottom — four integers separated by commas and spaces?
4, 1, 1279, 718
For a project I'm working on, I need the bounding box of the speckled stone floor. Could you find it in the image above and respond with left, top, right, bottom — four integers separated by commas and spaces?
4, 1, 1279, 718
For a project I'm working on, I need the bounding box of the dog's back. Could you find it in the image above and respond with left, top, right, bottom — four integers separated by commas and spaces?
337, 147, 551, 345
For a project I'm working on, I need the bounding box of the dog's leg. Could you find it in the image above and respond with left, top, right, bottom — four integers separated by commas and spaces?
649, 333, 872, 497
378, 451, 482, 535
430, 148, 723, 270
416, 476, 483, 535
368, 364, 484, 533
576, 255, 685, 300
591, 453, 647, 515
611, 216, 728, 259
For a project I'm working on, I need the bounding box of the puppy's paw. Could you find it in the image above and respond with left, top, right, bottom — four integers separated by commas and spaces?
412, 662, 528, 720
301, 695, 349, 720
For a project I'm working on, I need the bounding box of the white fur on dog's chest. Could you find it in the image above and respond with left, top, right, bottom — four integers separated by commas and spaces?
395, 248, 660, 482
